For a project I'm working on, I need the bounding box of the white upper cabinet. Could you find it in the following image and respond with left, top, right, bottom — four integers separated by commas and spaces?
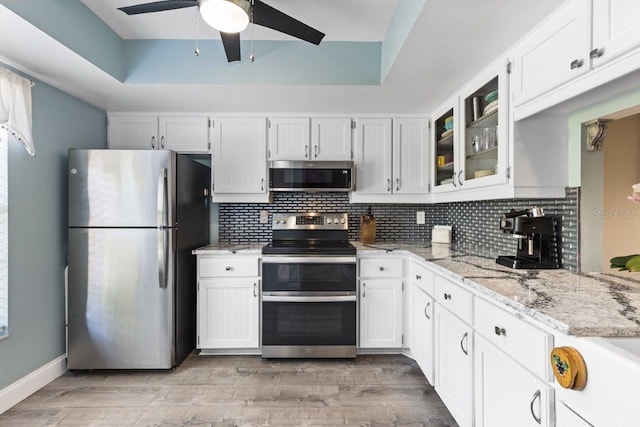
108, 114, 210, 153
267, 117, 310, 161
512, 0, 590, 106
211, 117, 268, 199
352, 118, 393, 195
392, 118, 430, 194
351, 117, 429, 202
592, 0, 640, 67
158, 116, 210, 153
310, 118, 353, 160
108, 115, 158, 150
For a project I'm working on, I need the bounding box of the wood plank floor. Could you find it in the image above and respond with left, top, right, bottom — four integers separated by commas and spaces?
0, 354, 458, 426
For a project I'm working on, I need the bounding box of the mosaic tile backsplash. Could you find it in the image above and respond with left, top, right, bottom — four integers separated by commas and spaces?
218, 188, 579, 271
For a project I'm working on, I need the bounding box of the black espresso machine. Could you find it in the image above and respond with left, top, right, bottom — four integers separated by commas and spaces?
496, 207, 559, 269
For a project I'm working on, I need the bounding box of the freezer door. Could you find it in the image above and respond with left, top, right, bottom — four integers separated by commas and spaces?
67, 227, 175, 369
68, 149, 176, 227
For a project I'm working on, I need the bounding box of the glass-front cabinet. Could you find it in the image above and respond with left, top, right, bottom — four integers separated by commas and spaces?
431, 61, 509, 194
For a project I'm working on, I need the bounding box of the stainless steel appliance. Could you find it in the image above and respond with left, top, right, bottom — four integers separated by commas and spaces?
67, 149, 210, 369
496, 207, 559, 269
261, 212, 357, 358
268, 160, 354, 192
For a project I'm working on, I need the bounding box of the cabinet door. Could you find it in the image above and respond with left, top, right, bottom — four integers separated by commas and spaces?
353, 118, 393, 194
198, 278, 260, 349
108, 116, 158, 149
311, 118, 352, 160
211, 118, 267, 194
267, 117, 310, 160
359, 279, 403, 348
158, 116, 210, 153
592, 0, 640, 67
474, 335, 553, 427
435, 305, 473, 427
410, 283, 435, 384
392, 118, 429, 194
512, 0, 590, 106
459, 62, 509, 190
431, 102, 459, 193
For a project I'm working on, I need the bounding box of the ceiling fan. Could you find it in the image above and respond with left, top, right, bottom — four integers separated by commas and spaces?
118, 0, 325, 62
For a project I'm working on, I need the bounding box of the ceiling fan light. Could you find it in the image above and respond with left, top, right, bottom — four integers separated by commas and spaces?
200, 0, 250, 33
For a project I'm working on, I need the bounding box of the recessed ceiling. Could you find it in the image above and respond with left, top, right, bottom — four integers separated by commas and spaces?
81, 0, 399, 41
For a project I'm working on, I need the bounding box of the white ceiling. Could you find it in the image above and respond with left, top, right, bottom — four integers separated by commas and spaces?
0, 0, 565, 113
81, 0, 399, 41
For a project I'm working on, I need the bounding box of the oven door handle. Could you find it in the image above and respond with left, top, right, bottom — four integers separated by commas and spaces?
262, 256, 356, 264
262, 295, 357, 303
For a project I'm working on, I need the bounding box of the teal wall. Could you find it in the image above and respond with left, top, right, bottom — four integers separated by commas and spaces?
381, 0, 426, 81
0, 63, 106, 390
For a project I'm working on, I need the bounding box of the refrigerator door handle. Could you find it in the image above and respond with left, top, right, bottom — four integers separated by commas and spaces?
158, 229, 168, 288
157, 168, 168, 228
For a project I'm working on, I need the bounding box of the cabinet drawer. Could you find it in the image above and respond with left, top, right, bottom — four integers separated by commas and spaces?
434, 275, 473, 324
474, 297, 553, 380
199, 256, 259, 277
360, 258, 403, 277
411, 261, 434, 295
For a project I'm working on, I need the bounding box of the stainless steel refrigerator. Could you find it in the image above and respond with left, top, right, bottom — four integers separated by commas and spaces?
67, 149, 210, 369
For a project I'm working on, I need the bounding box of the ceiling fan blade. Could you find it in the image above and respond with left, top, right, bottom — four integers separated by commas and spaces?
252, 0, 325, 45
220, 32, 241, 62
118, 0, 197, 15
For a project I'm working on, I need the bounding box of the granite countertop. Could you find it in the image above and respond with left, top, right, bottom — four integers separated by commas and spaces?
354, 241, 640, 337
192, 241, 640, 337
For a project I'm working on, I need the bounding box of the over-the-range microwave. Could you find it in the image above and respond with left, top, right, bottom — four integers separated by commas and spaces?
268, 160, 354, 192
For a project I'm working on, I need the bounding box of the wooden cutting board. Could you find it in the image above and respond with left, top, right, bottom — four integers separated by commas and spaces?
359, 215, 376, 244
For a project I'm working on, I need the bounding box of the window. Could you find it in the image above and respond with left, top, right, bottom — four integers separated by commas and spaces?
0, 129, 7, 339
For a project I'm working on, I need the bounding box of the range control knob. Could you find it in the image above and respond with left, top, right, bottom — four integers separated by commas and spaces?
340, 218, 346, 224
327, 218, 333, 224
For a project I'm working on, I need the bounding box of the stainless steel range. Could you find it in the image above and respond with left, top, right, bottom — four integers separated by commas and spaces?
261, 212, 357, 358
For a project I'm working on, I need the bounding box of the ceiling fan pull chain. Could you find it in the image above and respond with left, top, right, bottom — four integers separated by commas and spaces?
249, 0, 255, 62
194, 6, 200, 56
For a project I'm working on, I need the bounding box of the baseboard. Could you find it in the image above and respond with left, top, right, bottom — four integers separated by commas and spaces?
0, 355, 67, 415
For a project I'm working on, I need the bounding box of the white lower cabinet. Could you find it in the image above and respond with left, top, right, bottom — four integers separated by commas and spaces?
359, 279, 403, 348
434, 304, 473, 427
409, 281, 435, 384
474, 335, 554, 427
196, 255, 260, 351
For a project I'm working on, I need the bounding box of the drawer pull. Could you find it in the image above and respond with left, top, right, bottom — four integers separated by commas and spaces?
424, 302, 431, 320
589, 48, 604, 59
416, 274, 421, 280
570, 58, 584, 69
379, 266, 385, 271
494, 326, 506, 336
444, 293, 451, 300
460, 332, 468, 355
530, 390, 542, 424
225, 266, 232, 271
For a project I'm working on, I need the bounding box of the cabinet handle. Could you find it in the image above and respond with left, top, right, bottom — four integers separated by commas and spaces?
379, 266, 385, 271
387, 178, 391, 192
261, 178, 265, 192
589, 48, 604, 59
444, 293, 451, 300
314, 145, 318, 158
570, 59, 584, 69
395, 178, 400, 191
362, 282, 366, 298
160, 136, 166, 149
460, 332, 468, 355
457, 170, 463, 187
253, 283, 258, 297
416, 274, 421, 280
529, 390, 542, 424
424, 302, 431, 320
494, 326, 506, 336
452, 172, 457, 187
225, 266, 232, 271
305, 145, 309, 158
151, 136, 156, 149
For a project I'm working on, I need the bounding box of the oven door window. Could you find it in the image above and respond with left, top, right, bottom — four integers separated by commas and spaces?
262, 300, 356, 346
262, 262, 356, 292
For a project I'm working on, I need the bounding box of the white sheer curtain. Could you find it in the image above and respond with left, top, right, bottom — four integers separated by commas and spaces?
0, 67, 35, 156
